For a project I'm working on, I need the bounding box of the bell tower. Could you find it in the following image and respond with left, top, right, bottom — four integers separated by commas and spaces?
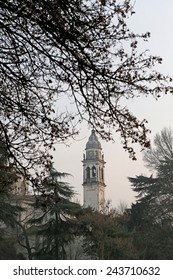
82, 130, 106, 212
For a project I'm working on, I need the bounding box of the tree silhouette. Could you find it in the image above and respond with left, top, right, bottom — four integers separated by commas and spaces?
128, 128, 173, 259
28, 167, 81, 259
0, 0, 172, 178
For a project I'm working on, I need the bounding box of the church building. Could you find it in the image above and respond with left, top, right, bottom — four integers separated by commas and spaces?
82, 130, 106, 212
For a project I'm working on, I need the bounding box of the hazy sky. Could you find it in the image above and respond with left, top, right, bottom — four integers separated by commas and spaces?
53, 0, 173, 208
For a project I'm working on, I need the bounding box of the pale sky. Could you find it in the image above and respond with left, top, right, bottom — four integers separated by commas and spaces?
53, 0, 173, 208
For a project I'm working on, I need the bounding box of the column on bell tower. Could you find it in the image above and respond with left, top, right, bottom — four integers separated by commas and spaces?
82, 130, 106, 212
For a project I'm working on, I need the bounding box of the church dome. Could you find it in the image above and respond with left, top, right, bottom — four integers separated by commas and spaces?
86, 130, 101, 149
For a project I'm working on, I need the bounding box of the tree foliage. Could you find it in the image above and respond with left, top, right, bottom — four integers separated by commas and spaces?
0, 139, 25, 259
0, 237, 20, 260
0, 139, 21, 227
0, 0, 172, 177
143, 127, 173, 172
129, 128, 173, 225
80, 210, 138, 259
28, 167, 81, 259
128, 128, 173, 259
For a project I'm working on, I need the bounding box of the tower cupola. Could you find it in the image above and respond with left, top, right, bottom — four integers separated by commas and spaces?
86, 130, 101, 150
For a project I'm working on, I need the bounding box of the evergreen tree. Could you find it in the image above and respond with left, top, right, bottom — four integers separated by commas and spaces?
0, 139, 20, 227
0, 139, 25, 259
29, 167, 81, 259
129, 175, 173, 259
129, 128, 173, 227
128, 128, 173, 259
